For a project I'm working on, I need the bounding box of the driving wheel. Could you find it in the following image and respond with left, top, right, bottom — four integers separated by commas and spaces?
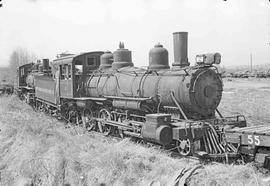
98, 109, 112, 136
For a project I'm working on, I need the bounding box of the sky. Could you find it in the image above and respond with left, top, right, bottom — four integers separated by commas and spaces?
0, 0, 269, 67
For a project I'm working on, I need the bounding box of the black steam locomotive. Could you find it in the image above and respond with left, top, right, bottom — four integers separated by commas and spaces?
16, 32, 246, 157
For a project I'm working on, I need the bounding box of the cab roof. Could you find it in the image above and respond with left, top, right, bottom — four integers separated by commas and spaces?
52, 51, 104, 66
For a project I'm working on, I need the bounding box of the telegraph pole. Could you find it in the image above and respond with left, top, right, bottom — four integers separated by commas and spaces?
250, 53, 253, 73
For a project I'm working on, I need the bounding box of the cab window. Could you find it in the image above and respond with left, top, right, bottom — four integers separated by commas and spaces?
68, 64, 71, 79
87, 57, 96, 67
60, 64, 72, 80
60, 65, 66, 79
75, 60, 83, 75
20, 68, 24, 76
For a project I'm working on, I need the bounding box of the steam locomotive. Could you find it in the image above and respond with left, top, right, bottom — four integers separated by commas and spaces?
17, 32, 246, 157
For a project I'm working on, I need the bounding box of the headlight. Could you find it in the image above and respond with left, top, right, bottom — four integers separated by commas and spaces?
196, 55, 205, 63
196, 53, 221, 65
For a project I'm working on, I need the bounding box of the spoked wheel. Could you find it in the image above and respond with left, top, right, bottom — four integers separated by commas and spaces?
98, 109, 112, 136
176, 139, 192, 156
82, 109, 96, 131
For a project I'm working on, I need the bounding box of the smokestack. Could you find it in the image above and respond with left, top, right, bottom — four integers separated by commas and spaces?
172, 32, 190, 68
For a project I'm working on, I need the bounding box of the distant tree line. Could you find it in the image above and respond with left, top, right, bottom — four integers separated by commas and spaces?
8, 47, 37, 83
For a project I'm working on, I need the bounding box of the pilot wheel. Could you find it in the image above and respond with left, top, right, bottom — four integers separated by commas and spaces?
176, 139, 192, 156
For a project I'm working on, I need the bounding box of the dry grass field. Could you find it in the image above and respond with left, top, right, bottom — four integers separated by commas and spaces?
220, 78, 270, 125
0, 78, 269, 186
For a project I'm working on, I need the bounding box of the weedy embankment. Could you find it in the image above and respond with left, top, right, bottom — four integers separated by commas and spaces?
0, 95, 267, 186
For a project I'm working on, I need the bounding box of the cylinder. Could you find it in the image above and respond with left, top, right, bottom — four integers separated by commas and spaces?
172, 32, 190, 68
42, 59, 49, 72
100, 51, 113, 70
148, 43, 170, 70
112, 42, 134, 69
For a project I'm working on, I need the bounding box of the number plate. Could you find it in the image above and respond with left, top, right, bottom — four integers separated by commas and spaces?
243, 135, 261, 146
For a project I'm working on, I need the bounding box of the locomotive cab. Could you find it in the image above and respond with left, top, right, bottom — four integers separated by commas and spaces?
52, 51, 104, 98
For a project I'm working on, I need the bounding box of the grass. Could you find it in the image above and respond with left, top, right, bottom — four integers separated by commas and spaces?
0, 78, 270, 186
0, 96, 197, 185
219, 78, 270, 125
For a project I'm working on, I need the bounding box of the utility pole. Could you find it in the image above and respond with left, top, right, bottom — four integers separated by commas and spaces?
250, 53, 253, 73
